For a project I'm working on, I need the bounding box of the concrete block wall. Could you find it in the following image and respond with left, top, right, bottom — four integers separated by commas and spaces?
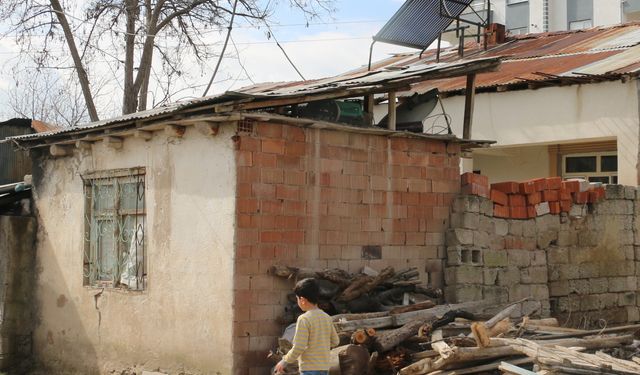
445, 185, 640, 326
0, 215, 37, 371
233, 121, 461, 375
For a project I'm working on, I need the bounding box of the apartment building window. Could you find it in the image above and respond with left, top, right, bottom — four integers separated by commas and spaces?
567, 0, 593, 30
83, 167, 146, 290
562, 152, 617, 184
506, 0, 529, 35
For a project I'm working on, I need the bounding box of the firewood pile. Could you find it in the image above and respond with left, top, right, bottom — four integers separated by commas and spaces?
268, 265, 640, 375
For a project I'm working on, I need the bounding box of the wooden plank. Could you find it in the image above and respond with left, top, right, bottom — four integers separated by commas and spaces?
50, 144, 73, 157
462, 73, 477, 140
499, 362, 537, 375
388, 91, 397, 131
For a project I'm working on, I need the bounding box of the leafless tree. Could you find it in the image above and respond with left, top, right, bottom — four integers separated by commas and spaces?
2, 67, 99, 127
0, 0, 334, 121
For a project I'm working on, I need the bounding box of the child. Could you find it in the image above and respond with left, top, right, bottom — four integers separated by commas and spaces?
275, 278, 339, 375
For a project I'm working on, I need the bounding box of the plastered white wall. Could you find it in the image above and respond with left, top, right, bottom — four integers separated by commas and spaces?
594, 0, 623, 26
529, 0, 545, 33
441, 80, 639, 185
548, 0, 568, 31
473, 145, 550, 183
32, 126, 237, 374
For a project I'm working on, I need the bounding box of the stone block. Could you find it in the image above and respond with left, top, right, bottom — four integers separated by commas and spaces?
490, 234, 505, 250
578, 263, 601, 279
530, 284, 550, 301
509, 284, 531, 301
547, 247, 569, 264
484, 250, 508, 268
548, 281, 569, 297
530, 250, 547, 266
494, 219, 508, 236
625, 186, 637, 200
548, 264, 580, 281
618, 292, 637, 307
484, 268, 498, 285
453, 195, 480, 213
626, 306, 640, 322
450, 212, 480, 230
507, 249, 530, 268
556, 295, 580, 313
577, 231, 599, 247
522, 300, 543, 316
496, 267, 521, 286
480, 197, 493, 216
535, 215, 560, 232
609, 276, 637, 292
605, 185, 626, 200
446, 246, 466, 266
568, 279, 590, 294
557, 230, 577, 247
622, 245, 635, 260
444, 285, 483, 303
569, 204, 587, 217
608, 261, 635, 277
589, 278, 609, 294
521, 266, 548, 284
581, 294, 617, 311
618, 230, 634, 246
473, 231, 491, 249
478, 215, 494, 233
446, 228, 474, 246
444, 266, 483, 285
537, 230, 558, 249
482, 286, 509, 304
522, 222, 537, 238
509, 220, 523, 236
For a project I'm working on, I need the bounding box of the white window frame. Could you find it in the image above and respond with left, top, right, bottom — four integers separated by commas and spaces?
562, 152, 617, 184
83, 167, 146, 290
569, 19, 593, 30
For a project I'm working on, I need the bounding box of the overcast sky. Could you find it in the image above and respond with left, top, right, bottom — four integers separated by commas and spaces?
0, 0, 417, 122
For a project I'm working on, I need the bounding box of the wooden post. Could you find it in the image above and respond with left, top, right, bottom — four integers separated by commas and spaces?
463, 73, 477, 140
388, 91, 397, 131
364, 95, 375, 126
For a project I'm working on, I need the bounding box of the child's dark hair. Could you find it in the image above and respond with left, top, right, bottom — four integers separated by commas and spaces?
294, 278, 320, 304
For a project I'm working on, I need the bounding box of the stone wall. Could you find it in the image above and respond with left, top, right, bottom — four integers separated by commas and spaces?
233, 122, 461, 375
444, 185, 640, 326
0, 215, 37, 371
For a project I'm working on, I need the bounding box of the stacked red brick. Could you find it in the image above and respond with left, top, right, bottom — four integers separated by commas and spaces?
460, 173, 606, 219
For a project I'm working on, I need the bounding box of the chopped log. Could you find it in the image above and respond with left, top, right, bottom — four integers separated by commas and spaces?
414, 286, 443, 298
399, 335, 634, 375
374, 310, 474, 353
351, 329, 373, 346
339, 267, 395, 302
437, 357, 532, 375
524, 317, 559, 327
485, 303, 519, 328
317, 268, 353, 287
535, 323, 640, 340
367, 352, 378, 375
430, 330, 454, 360
472, 318, 513, 348
333, 311, 389, 322
335, 300, 492, 331
338, 344, 370, 375
389, 301, 436, 315
498, 361, 537, 375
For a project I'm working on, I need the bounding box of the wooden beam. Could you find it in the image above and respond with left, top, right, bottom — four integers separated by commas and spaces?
103, 136, 123, 149
75, 140, 93, 150
364, 95, 375, 126
134, 130, 153, 141
50, 144, 73, 157
165, 124, 186, 137
387, 91, 397, 131
463, 73, 477, 140
194, 122, 220, 136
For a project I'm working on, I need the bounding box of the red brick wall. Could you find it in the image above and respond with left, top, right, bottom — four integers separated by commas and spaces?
232, 121, 460, 374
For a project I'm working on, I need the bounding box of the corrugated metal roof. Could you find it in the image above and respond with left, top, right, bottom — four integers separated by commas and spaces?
376, 22, 640, 95
374, 0, 474, 49
5, 56, 499, 144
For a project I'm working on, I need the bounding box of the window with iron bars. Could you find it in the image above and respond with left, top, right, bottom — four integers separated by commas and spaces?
82, 167, 146, 290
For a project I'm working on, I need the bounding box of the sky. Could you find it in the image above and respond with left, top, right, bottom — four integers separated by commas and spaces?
0, 0, 419, 122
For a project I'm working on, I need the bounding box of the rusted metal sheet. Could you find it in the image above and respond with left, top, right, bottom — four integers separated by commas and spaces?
0, 120, 33, 184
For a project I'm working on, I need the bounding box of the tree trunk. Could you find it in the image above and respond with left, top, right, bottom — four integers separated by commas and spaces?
49, 0, 99, 121
122, 0, 138, 114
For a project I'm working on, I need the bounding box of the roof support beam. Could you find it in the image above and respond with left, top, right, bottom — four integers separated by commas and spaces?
165, 125, 186, 137
75, 140, 93, 150
103, 136, 123, 149
463, 73, 477, 140
135, 130, 153, 141
50, 145, 73, 157
195, 122, 221, 136
388, 91, 397, 131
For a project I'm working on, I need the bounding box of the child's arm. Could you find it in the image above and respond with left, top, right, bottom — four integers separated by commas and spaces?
330, 322, 339, 348
282, 318, 310, 364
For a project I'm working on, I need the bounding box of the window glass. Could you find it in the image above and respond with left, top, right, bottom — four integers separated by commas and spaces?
506, 1, 529, 34
601, 155, 617, 172
565, 156, 596, 173
567, 0, 593, 29
588, 176, 610, 184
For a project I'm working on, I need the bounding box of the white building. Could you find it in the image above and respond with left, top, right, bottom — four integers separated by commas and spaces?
458, 0, 640, 35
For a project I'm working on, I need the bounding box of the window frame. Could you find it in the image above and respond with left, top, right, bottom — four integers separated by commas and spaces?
82, 167, 146, 290
562, 152, 617, 184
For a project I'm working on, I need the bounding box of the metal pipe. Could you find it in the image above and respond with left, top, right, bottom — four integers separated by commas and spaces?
367, 40, 377, 71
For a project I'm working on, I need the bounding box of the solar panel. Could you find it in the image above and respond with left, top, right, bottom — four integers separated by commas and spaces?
374, 0, 475, 50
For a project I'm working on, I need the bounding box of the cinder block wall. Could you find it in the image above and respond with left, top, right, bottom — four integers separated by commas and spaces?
445, 185, 640, 326
232, 122, 461, 375
0, 215, 37, 371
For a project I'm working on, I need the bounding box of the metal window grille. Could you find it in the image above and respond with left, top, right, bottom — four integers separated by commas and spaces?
237, 119, 255, 133
82, 168, 146, 290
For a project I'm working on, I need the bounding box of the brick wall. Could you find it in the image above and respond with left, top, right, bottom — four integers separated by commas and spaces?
445, 185, 640, 326
232, 121, 461, 375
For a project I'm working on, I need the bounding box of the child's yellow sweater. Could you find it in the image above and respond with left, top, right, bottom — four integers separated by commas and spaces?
283, 308, 339, 371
